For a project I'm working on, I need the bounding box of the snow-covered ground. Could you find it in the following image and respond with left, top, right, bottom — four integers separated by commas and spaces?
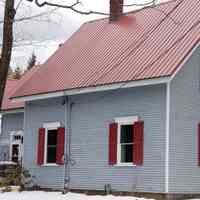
1, 191, 199, 200
0, 191, 153, 200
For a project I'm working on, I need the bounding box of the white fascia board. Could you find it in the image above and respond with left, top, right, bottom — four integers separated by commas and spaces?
0, 109, 24, 115
11, 77, 170, 103
65, 77, 170, 95
12, 91, 65, 103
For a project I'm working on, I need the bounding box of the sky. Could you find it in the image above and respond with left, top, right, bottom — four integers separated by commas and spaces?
0, 0, 167, 70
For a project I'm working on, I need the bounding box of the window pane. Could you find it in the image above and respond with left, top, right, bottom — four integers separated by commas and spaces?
47, 129, 57, 145
47, 147, 56, 163
121, 144, 133, 163
47, 129, 57, 163
12, 144, 19, 163
120, 125, 133, 143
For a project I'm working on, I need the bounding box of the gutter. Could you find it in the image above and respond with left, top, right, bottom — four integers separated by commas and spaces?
0, 108, 24, 115
11, 77, 171, 103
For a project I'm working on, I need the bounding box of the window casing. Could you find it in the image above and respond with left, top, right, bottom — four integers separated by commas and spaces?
9, 130, 23, 164
43, 122, 60, 165
115, 116, 138, 166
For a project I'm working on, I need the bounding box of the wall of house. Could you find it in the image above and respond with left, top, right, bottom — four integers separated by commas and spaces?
24, 98, 66, 189
68, 85, 166, 193
169, 45, 200, 193
0, 112, 24, 161
25, 84, 166, 192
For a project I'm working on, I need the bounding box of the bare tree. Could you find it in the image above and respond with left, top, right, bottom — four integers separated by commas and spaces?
0, 0, 59, 107
0, 0, 156, 107
0, 0, 15, 107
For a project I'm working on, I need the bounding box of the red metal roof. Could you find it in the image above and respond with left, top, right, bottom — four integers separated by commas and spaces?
1, 79, 24, 111
1, 66, 40, 111
12, 0, 200, 98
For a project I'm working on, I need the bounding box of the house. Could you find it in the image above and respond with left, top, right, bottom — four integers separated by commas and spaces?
0, 67, 39, 163
10, 0, 200, 199
0, 79, 24, 163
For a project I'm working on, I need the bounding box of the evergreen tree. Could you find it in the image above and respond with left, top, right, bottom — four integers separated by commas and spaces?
27, 52, 36, 70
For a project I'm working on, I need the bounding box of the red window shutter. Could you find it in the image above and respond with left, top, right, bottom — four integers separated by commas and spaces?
56, 127, 65, 165
198, 123, 200, 166
133, 121, 144, 165
37, 128, 45, 165
109, 123, 118, 165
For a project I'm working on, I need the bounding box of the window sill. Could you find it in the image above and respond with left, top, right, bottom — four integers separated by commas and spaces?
114, 163, 136, 167
42, 163, 59, 167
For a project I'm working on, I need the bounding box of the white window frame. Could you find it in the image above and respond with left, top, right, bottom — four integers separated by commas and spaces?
43, 122, 60, 166
9, 130, 24, 163
114, 116, 138, 167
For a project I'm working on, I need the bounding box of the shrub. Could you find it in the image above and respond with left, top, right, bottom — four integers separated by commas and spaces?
0, 164, 32, 190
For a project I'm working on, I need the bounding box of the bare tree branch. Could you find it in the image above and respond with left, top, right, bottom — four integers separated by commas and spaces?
0, 8, 58, 23
123, 0, 180, 25
15, 0, 23, 11
27, 0, 109, 15
123, 0, 156, 7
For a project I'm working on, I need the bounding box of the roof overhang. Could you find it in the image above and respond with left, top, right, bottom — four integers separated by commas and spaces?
0, 108, 24, 115
11, 76, 170, 103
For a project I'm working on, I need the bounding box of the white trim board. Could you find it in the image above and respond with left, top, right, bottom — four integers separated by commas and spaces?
11, 77, 170, 103
114, 116, 139, 124
43, 122, 61, 129
0, 109, 24, 115
165, 82, 170, 193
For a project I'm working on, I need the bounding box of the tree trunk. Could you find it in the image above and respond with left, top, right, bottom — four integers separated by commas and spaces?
0, 0, 15, 108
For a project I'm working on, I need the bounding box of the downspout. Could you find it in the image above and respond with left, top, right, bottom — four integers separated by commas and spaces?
22, 102, 26, 167
63, 95, 73, 192
165, 81, 170, 193
63, 96, 68, 192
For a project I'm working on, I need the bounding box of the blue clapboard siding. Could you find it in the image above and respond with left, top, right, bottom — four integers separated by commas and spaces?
24, 98, 65, 189
69, 85, 166, 193
0, 112, 24, 161
169, 45, 200, 193
24, 84, 167, 192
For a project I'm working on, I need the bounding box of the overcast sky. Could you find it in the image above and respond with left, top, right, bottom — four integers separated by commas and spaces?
0, 0, 167, 70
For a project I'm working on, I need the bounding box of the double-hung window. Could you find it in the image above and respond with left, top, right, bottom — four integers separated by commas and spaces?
37, 122, 65, 166
115, 116, 138, 166
109, 116, 143, 166
44, 122, 60, 165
